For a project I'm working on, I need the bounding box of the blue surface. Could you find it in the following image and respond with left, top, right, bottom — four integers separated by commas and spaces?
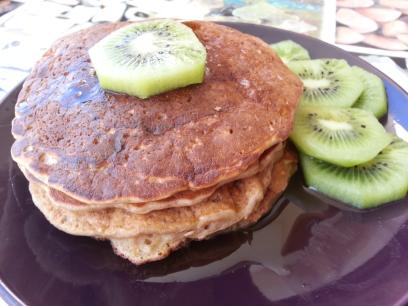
224, 0, 320, 11
386, 80, 408, 129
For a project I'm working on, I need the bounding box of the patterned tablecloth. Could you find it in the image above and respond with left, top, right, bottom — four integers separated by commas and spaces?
0, 0, 407, 101
0, 0, 329, 100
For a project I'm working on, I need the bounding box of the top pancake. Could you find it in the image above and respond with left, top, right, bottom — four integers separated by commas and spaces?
11, 20, 302, 203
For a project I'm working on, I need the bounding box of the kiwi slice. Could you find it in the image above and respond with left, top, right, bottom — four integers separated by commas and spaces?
288, 59, 364, 107
351, 66, 387, 119
269, 40, 310, 63
300, 137, 408, 209
88, 20, 207, 99
290, 105, 392, 167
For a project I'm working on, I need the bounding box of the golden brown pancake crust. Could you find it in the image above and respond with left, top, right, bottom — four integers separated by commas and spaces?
28, 148, 296, 239
12, 21, 302, 203
36, 143, 284, 213
111, 149, 298, 265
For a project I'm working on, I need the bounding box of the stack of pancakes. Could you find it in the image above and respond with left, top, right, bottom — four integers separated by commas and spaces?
11, 21, 302, 264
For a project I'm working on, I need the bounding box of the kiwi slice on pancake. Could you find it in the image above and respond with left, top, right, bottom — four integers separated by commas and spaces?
290, 105, 392, 167
351, 66, 387, 119
300, 137, 408, 209
88, 19, 207, 99
288, 59, 364, 107
269, 40, 310, 63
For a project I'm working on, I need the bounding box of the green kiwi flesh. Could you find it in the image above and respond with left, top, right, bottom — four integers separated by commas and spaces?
89, 20, 206, 99
288, 59, 364, 108
300, 137, 408, 209
269, 40, 310, 63
290, 105, 392, 167
351, 66, 387, 118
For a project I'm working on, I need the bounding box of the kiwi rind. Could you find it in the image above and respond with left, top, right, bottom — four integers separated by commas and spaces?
288, 59, 364, 108
88, 20, 207, 99
269, 40, 310, 63
351, 66, 387, 119
384, 137, 408, 181
300, 137, 408, 209
290, 105, 393, 167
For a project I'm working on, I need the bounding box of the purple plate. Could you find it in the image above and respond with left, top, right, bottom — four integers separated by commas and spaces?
1, 22, 408, 306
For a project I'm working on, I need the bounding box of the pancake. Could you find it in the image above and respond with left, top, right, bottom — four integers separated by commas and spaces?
11, 21, 302, 204
28, 149, 296, 239
22, 166, 217, 213
19, 142, 283, 214
44, 142, 284, 213
111, 149, 297, 265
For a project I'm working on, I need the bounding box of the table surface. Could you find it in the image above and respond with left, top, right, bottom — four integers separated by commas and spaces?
1, 0, 407, 103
